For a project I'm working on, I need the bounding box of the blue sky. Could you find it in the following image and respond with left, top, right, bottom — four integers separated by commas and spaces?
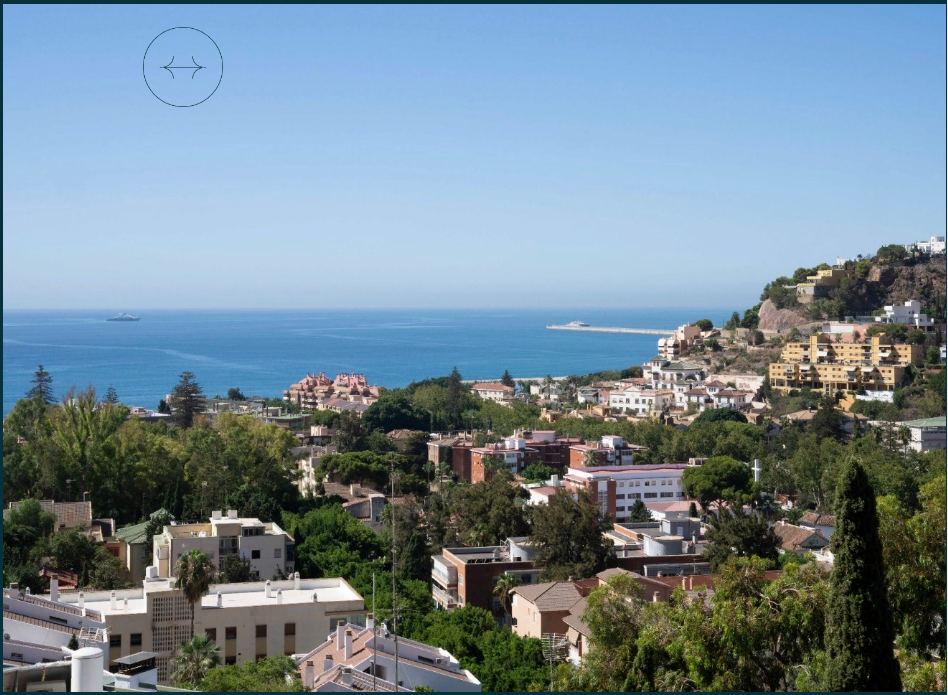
3, 5, 945, 310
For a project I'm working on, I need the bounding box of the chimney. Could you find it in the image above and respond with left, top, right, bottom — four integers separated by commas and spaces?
344, 629, 353, 659
336, 620, 346, 650
110, 591, 117, 610
212, 511, 222, 521
50, 577, 60, 603
303, 660, 315, 686
83, 491, 90, 503
294, 572, 301, 590
227, 509, 238, 519
323, 654, 334, 674
681, 577, 687, 590
341, 666, 353, 686
366, 613, 375, 631
265, 580, 272, 598
653, 591, 660, 603
688, 576, 694, 591
216, 592, 223, 608
350, 484, 357, 497
123, 597, 128, 611
78, 592, 85, 609
657, 572, 663, 578
277, 590, 283, 605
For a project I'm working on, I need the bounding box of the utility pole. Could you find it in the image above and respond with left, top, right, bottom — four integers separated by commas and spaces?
372, 572, 377, 693
391, 455, 399, 690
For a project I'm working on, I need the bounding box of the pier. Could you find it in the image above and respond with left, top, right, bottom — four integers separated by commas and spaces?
546, 324, 673, 336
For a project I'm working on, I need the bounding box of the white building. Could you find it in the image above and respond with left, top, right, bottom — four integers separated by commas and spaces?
470, 382, 515, 403
656, 325, 703, 360
296, 617, 481, 692
904, 236, 946, 256
646, 360, 705, 387
3, 581, 108, 667
868, 416, 947, 453
47, 570, 365, 684
609, 385, 675, 416
152, 510, 294, 580
875, 300, 935, 331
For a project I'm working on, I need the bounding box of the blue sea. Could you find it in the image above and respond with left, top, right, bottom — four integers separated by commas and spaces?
2, 308, 729, 417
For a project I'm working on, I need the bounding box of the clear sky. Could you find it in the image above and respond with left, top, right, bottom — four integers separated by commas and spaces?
3, 5, 945, 310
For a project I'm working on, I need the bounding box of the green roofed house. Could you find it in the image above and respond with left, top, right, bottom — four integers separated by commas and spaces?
867, 416, 947, 454
114, 509, 172, 584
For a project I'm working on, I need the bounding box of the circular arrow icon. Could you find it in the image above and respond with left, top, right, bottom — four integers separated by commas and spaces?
144, 27, 222, 107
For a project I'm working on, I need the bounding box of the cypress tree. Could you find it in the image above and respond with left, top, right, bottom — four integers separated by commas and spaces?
824, 458, 901, 691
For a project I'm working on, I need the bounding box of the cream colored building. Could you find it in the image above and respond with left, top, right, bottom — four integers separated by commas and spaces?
153, 510, 294, 580
48, 572, 365, 684
795, 268, 851, 303
769, 333, 923, 395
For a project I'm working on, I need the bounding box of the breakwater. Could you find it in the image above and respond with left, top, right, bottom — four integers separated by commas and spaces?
546, 324, 673, 335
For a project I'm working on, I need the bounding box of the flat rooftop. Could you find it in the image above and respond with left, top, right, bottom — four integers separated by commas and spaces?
52, 578, 362, 616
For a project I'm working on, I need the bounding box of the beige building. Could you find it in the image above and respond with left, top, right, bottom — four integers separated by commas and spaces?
152, 510, 294, 580
510, 581, 583, 640
795, 268, 851, 303
48, 572, 365, 685
768, 333, 923, 395
656, 325, 703, 360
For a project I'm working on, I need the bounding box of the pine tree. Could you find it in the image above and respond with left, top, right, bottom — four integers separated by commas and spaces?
26, 364, 54, 404
824, 458, 901, 691
169, 371, 204, 429
104, 386, 119, 404
500, 370, 515, 388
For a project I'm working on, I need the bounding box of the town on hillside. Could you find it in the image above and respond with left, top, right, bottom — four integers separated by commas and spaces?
3, 241, 945, 692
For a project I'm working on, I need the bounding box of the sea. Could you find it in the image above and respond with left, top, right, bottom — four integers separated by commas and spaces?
2, 308, 730, 417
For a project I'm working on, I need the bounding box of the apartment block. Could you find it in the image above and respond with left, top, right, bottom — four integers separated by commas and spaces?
768, 333, 923, 395
469, 437, 539, 482
564, 464, 690, 522
47, 572, 365, 684
152, 510, 295, 580
568, 435, 645, 468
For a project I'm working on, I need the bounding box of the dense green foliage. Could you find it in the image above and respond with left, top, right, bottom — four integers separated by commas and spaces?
198, 655, 306, 692
529, 488, 613, 580
681, 456, 755, 510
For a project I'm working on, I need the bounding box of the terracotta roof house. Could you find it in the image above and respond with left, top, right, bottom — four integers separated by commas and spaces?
296, 617, 480, 692
471, 382, 515, 403
798, 512, 836, 540
772, 521, 829, 555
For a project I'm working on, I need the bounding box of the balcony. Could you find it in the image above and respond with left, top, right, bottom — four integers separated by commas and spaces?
432, 585, 459, 608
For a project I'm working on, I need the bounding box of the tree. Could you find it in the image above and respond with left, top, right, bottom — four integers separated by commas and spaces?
520, 463, 555, 483
808, 398, 845, 441
693, 407, 747, 424
725, 311, 741, 330
688, 502, 699, 518
627, 499, 652, 522
104, 386, 119, 405
447, 367, 465, 428
692, 319, 713, 332
198, 655, 306, 692
703, 504, 780, 571
26, 365, 54, 404
681, 456, 754, 511
500, 370, 515, 388
170, 372, 204, 429
174, 549, 216, 636
218, 554, 254, 583
158, 399, 171, 414
877, 476, 946, 658
824, 458, 901, 691
493, 573, 521, 623
529, 488, 613, 580
334, 411, 367, 453
362, 393, 428, 433
452, 472, 529, 546
66, 635, 80, 651
226, 387, 246, 401
172, 634, 222, 687
620, 365, 644, 379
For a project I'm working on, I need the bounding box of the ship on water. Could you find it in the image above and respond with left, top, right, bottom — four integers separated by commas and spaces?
107, 312, 140, 322
565, 320, 590, 327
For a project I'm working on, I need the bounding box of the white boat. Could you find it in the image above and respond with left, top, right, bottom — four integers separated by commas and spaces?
565, 320, 590, 327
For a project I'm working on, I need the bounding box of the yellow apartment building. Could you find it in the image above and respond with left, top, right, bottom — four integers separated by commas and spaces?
795, 268, 852, 303
769, 333, 923, 395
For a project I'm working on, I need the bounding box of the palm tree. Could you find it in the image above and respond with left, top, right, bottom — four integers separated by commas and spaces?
171, 634, 221, 687
494, 573, 521, 625
174, 548, 216, 637
466, 523, 490, 547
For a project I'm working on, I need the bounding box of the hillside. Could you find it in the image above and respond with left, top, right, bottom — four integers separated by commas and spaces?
749, 252, 946, 331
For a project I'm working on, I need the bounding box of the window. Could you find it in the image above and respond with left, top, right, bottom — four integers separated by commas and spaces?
256, 625, 267, 638
274, 548, 282, 559
285, 623, 296, 636
251, 549, 261, 560
644, 481, 649, 487
110, 634, 122, 648
644, 492, 657, 499
225, 656, 237, 665
226, 627, 237, 641
206, 628, 217, 642
660, 492, 674, 498
130, 633, 142, 647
